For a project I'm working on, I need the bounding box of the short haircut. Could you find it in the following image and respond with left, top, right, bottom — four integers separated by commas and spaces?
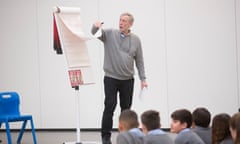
141, 110, 160, 131
192, 107, 211, 128
171, 109, 192, 128
120, 12, 134, 24
119, 109, 139, 129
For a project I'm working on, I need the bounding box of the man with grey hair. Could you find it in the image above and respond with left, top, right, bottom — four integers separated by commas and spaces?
91, 12, 148, 144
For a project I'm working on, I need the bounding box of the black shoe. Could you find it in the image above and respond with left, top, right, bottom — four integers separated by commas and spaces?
102, 137, 112, 144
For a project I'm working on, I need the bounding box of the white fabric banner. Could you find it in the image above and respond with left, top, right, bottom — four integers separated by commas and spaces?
53, 6, 95, 84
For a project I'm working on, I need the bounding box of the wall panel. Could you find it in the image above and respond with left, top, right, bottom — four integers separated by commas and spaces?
165, 0, 239, 116
0, 0, 41, 128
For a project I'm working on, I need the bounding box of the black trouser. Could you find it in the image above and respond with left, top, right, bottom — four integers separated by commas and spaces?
101, 76, 134, 139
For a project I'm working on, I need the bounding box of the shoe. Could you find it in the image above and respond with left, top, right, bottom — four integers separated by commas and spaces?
102, 136, 112, 144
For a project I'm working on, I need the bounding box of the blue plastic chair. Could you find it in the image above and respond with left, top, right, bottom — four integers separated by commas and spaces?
0, 91, 37, 144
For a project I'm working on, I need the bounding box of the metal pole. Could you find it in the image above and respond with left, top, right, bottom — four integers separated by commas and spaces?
75, 86, 82, 144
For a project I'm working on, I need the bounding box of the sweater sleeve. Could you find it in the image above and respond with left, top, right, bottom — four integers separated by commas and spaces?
91, 24, 98, 35
135, 37, 146, 81
91, 24, 105, 41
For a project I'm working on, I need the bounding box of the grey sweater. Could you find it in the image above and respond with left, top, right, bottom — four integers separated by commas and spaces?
144, 134, 174, 144
91, 25, 146, 81
192, 126, 211, 144
220, 136, 234, 144
116, 128, 144, 144
117, 131, 143, 144
175, 129, 205, 144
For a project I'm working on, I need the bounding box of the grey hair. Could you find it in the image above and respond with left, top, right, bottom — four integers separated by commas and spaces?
120, 12, 134, 24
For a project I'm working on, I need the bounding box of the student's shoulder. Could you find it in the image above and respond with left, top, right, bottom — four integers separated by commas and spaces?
144, 134, 174, 144
145, 133, 172, 139
220, 136, 234, 144
117, 131, 143, 144
117, 131, 129, 138
192, 127, 212, 137
192, 126, 211, 132
116, 132, 130, 144
176, 130, 204, 144
180, 130, 201, 138
187, 131, 205, 144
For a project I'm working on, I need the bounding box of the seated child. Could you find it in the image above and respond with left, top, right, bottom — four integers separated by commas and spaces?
170, 109, 205, 144
192, 107, 212, 144
141, 110, 174, 144
116, 109, 144, 144
229, 112, 240, 144
212, 113, 234, 144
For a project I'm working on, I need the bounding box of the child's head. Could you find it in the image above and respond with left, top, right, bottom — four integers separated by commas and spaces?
192, 107, 211, 128
118, 109, 139, 132
170, 109, 192, 133
212, 113, 231, 144
229, 112, 240, 144
141, 110, 161, 134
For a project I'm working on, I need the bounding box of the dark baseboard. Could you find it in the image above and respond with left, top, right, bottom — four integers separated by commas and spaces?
0, 128, 170, 132
0, 128, 115, 132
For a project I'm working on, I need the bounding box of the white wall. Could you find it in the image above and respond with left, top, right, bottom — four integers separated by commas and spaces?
166, 0, 239, 117
236, 0, 240, 111
0, 0, 42, 127
0, 0, 239, 129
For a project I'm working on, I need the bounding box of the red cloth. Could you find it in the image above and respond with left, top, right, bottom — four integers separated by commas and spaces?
53, 14, 63, 54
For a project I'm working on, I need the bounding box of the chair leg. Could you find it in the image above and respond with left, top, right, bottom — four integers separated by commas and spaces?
16, 119, 37, 144
30, 119, 37, 144
17, 120, 27, 144
5, 121, 12, 144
